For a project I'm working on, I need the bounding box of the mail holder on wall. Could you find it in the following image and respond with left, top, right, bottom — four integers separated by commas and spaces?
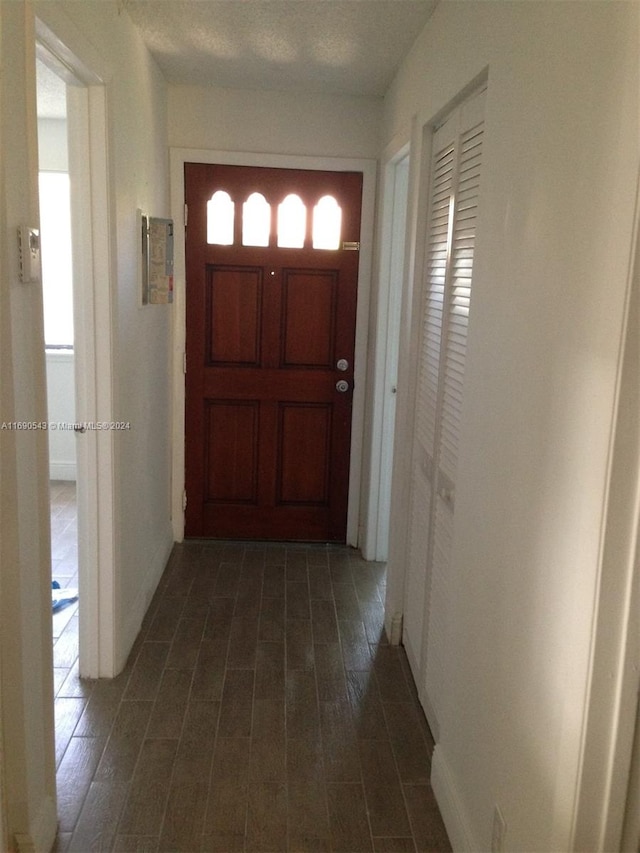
139, 210, 174, 305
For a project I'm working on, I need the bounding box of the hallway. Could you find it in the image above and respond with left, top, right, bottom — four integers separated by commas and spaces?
52, 531, 450, 852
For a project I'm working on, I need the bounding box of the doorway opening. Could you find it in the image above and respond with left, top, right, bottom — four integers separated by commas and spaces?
171, 148, 377, 549
36, 54, 81, 707
184, 162, 363, 542
35, 17, 117, 689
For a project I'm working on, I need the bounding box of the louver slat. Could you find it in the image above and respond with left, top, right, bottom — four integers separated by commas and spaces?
414, 142, 455, 456
438, 120, 483, 485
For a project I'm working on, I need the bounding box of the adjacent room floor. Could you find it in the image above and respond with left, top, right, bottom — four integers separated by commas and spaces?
50, 481, 451, 853
51, 480, 80, 701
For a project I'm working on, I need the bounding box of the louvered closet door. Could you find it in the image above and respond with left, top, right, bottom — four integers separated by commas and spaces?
402, 122, 456, 683
403, 87, 486, 737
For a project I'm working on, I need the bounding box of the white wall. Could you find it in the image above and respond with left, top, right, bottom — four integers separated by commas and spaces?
37, 118, 67, 171
0, 1, 173, 841
168, 83, 382, 546
383, 2, 639, 850
45, 352, 75, 480
0, 31, 10, 835
169, 84, 382, 158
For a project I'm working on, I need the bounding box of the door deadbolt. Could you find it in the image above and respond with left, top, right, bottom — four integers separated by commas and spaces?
336, 358, 349, 371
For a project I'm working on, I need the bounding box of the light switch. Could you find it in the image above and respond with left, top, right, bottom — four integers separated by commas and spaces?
17, 225, 41, 283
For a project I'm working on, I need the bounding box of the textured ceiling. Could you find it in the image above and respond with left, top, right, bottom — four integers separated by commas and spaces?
123, 0, 437, 97
36, 57, 67, 119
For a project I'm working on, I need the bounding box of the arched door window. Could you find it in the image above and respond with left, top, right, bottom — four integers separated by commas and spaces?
242, 192, 271, 247
207, 190, 234, 245
277, 194, 306, 248
312, 195, 342, 250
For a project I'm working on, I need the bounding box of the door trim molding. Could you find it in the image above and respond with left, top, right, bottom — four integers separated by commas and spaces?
170, 148, 376, 547
361, 142, 410, 561
36, 12, 116, 678
571, 164, 640, 852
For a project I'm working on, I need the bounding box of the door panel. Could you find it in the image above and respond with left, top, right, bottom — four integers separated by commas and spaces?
206, 267, 262, 365
278, 403, 331, 504
282, 271, 336, 367
204, 401, 259, 503
185, 162, 362, 541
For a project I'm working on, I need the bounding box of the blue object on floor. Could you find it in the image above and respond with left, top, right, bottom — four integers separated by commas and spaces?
52, 582, 78, 613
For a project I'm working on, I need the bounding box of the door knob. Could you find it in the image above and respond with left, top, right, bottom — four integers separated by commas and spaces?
336, 380, 349, 393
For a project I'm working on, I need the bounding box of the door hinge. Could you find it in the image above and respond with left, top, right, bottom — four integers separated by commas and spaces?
182, 490, 187, 511
184, 203, 188, 228
183, 351, 187, 374
342, 241, 360, 251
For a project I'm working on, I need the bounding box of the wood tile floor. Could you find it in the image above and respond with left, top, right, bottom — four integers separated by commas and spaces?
51, 480, 80, 703
50, 486, 451, 852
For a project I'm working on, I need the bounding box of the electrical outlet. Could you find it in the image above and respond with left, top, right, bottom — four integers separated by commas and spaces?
491, 805, 507, 853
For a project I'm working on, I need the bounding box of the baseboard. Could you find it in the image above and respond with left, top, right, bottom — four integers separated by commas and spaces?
13, 794, 57, 853
420, 688, 441, 744
431, 744, 477, 852
118, 527, 174, 672
48, 461, 76, 481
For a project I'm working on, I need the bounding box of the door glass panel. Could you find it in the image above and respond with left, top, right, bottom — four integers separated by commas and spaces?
277, 194, 306, 248
242, 192, 271, 247
313, 195, 342, 250
207, 190, 234, 245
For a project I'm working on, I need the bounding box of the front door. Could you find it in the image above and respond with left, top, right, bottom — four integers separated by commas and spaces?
184, 163, 363, 541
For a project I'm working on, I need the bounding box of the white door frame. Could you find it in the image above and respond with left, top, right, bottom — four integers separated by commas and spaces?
361, 144, 410, 561
35, 16, 116, 678
571, 168, 640, 851
621, 687, 640, 850
383, 118, 434, 645
170, 148, 376, 547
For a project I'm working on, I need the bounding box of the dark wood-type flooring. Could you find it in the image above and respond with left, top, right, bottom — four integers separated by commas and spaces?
50, 481, 451, 852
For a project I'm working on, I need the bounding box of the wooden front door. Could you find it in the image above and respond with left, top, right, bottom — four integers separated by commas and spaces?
184, 163, 363, 541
